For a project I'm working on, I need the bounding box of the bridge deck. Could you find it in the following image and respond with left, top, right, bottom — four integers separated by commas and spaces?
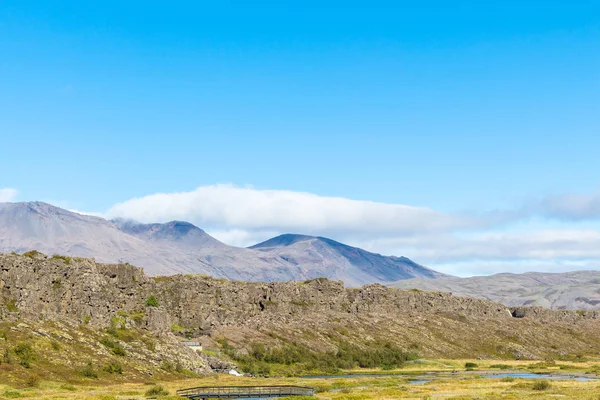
176, 385, 314, 399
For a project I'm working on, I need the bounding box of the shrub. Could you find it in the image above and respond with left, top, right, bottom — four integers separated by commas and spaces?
3, 348, 12, 364
532, 380, 551, 390
146, 296, 159, 307
51, 254, 72, 264
171, 324, 184, 333
145, 385, 169, 397
465, 362, 478, 369
225, 340, 417, 375
14, 342, 36, 368
3, 390, 21, 398
79, 361, 98, 379
99, 337, 127, 356
104, 361, 123, 374
22, 250, 43, 258
490, 364, 510, 370
25, 374, 40, 387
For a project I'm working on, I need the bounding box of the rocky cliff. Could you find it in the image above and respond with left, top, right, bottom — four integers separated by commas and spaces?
2, 252, 600, 364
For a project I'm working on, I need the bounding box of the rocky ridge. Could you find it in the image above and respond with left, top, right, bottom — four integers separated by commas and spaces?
1, 252, 600, 363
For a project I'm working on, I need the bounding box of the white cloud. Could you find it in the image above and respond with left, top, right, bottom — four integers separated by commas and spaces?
351, 229, 600, 269
107, 184, 478, 237
102, 184, 600, 276
0, 188, 18, 202
538, 189, 600, 220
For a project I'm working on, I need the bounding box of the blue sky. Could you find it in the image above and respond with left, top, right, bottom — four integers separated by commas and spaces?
1, 1, 599, 275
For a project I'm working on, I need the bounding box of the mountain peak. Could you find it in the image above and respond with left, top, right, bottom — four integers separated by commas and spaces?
113, 219, 225, 248
249, 233, 316, 249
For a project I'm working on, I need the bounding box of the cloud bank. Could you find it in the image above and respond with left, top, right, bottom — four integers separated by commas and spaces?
539, 190, 600, 220
103, 184, 600, 276
107, 184, 478, 237
0, 188, 18, 202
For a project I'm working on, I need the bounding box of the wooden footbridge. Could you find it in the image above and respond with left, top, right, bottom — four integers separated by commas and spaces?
176, 385, 315, 399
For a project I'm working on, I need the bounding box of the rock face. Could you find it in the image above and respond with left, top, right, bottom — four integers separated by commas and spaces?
2, 253, 600, 360
0, 201, 440, 285
389, 271, 600, 310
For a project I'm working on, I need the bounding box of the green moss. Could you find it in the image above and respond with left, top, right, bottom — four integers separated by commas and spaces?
145, 296, 159, 307
6, 299, 18, 313
51, 254, 72, 264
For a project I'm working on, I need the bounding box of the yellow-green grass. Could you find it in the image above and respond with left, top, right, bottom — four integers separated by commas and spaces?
1, 360, 599, 399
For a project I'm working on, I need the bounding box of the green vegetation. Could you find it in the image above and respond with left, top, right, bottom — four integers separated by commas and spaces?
22, 250, 43, 258
99, 337, 127, 357
464, 362, 478, 370
51, 254, 72, 264
3, 389, 22, 398
6, 299, 18, 313
13, 342, 36, 368
79, 361, 98, 379
145, 295, 160, 307
145, 385, 169, 397
103, 361, 123, 374
222, 340, 418, 376
532, 380, 551, 390
171, 324, 184, 333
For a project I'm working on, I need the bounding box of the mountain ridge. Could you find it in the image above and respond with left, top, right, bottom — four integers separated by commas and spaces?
0, 201, 438, 285
389, 270, 600, 310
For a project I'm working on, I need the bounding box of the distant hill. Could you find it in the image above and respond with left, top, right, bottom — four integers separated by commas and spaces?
0, 201, 439, 285
389, 271, 600, 310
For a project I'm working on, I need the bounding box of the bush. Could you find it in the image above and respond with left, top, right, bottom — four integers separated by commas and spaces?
146, 296, 159, 307
532, 380, 551, 390
145, 385, 169, 397
99, 337, 127, 356
22, 250, 43, 258
104, 361, 123, 374
51, 254, 72, 264
490, 364, 510, 370
3, 390, 21, 398
465, 362, 478, 369
225, 340, 418, 375
14, 342, 36, 368
79, 361, 98, 379
25, 374, 40, 387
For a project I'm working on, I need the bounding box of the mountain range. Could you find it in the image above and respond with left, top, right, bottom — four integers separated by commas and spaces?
389, 271, 600, 310
0, 201, 442, 285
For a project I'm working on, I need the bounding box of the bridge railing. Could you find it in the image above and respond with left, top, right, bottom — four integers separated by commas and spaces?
176, 385, 315, 398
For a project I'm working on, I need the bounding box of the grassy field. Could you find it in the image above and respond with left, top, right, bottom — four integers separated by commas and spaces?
1, 359, 599, 400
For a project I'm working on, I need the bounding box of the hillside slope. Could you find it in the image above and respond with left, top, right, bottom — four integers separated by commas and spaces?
389, 271, 600, 310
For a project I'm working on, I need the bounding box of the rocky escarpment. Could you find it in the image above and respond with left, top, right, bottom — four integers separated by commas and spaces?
2, 252, 600, 361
